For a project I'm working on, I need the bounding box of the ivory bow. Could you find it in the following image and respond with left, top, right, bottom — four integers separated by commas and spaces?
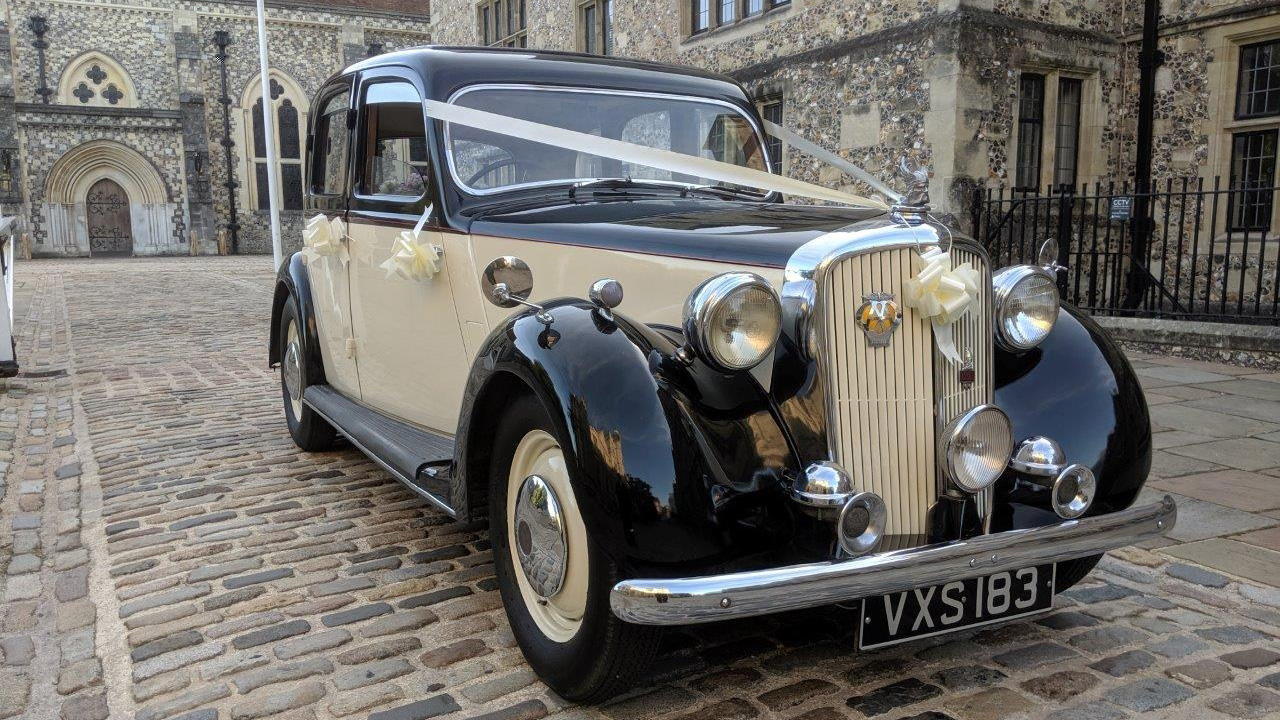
379, 230, 443, 281
301, 214, 349, 267
902, 247, 980, 364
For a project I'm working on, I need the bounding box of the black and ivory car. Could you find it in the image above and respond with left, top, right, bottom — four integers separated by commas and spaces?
269, 46, 1175, 702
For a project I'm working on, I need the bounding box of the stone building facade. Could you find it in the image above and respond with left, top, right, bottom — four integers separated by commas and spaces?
430, 0, 1280, 231
0, 0, 430, 257
4, 0, 1278, 256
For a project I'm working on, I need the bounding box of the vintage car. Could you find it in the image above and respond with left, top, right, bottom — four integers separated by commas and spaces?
269, 46, 1175, 701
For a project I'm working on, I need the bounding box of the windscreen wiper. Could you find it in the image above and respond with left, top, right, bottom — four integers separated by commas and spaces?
683, 184, 769, 201
568, 178, 685, 199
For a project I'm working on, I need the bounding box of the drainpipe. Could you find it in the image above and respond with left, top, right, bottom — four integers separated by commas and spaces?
212, 31, 239, 254
29, 16, 52, 104
1123, 0, 1162, 310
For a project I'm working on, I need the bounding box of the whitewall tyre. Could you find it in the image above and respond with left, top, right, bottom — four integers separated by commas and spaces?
278, 299, 337, 452
489, 393, 661, 703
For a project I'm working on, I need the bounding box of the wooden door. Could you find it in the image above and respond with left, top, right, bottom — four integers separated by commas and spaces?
87, 178, 132, 256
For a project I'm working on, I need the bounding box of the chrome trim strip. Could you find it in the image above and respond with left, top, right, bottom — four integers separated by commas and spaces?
303, 395, 458, 519
441, 84, 773, 197
610, 497, 1176, 625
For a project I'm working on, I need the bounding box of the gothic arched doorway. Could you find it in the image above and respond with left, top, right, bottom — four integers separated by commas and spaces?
87, 178, 132, 256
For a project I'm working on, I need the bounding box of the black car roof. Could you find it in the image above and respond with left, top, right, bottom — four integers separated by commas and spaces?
338, 45, 756, 109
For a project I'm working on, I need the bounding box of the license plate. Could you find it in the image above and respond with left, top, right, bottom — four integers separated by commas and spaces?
858, 564, 1056, 650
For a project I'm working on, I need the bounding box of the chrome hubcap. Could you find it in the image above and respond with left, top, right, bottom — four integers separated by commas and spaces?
513, 474, 567, 598
283, 321, 304, 420
283, 337, 302, 403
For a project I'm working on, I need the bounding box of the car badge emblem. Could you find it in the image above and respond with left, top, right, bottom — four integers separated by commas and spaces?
958, 350, 976, 389
856, 292, 902, 348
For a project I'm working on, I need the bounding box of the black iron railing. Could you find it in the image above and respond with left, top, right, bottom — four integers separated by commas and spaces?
971, 180, 1280, 325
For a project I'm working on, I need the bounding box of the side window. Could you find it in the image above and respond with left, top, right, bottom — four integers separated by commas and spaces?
359, 81, 429, 198
312, 89, 350, 195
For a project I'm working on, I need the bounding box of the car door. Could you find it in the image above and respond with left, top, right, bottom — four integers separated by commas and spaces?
304, 78, 360, 399
346, 70, 470, 433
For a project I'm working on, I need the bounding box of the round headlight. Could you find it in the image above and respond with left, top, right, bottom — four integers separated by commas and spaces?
683, 272, 782, 371
993, 266, 1060, 351
942, 404, 1014, 493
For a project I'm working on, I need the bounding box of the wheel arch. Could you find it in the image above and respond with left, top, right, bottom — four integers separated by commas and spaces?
452, 299, 805, 576
268, 252, 327, 386
992, 305, 1152, 529
268, 280, 291, 368
459, 369, 533, 523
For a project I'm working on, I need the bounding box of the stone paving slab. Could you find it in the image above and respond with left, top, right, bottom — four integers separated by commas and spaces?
0, 258, 1278, 720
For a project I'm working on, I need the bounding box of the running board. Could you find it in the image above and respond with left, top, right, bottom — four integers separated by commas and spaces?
303, 385, 457, 517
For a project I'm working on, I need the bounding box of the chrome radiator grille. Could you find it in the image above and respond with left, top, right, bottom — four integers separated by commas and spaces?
821, 246, 992, 537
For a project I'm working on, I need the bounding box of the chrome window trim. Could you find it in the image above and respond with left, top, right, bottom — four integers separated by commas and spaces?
441, 83, 774, 197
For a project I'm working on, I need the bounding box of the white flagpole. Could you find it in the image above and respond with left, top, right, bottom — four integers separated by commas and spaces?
255, 0, 283, 270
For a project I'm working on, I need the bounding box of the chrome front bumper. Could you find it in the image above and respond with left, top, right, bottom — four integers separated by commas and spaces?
611, 496, 1176, 626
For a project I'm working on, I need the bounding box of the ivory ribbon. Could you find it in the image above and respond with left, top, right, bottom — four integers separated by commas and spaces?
379, 205, 443, 281
301, 214, 349, 267
301, 214, 350, 341
761, 119, 902, 203
901, 247, 980, 364
423, 100, 889, 210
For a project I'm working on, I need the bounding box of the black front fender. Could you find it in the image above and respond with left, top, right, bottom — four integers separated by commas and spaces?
992, 305, 1152, 530
455, 300, 809, 577
268, 252, 327, 386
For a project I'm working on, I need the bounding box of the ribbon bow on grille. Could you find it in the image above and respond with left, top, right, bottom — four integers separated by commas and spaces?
379, 230, 443, 281
902, 246, 980, 364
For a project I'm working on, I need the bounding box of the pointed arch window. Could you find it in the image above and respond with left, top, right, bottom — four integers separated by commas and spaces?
243, 75, 307, 211
57, 53, 135, 107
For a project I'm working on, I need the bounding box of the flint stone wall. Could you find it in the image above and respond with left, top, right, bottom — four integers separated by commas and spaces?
4, 0, 430, 256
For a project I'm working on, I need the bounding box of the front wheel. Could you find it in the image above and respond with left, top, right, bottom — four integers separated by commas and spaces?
278, 298, 337, 452
489, 393, 660, 703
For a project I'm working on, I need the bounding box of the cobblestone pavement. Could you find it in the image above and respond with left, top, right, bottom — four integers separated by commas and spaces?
1, 257, 1278, 720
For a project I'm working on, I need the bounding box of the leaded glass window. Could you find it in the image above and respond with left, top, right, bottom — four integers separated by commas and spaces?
1015, 73, 1045, 191
1237, 40, 1280, 120
1229, 130, 1277, 230
579, 0, 612, 55
247, 75, 305, 211
478, 0, 527, 47
1053, 78, 1082, 188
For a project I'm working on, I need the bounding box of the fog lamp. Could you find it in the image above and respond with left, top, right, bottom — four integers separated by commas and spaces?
1052, 464, 1096, 519
941, 404, 1014, 493
838, 491, 885, 556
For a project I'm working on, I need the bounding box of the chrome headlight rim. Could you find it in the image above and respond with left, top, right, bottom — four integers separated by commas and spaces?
992, 264, 1060, 352
941, 403, 1015, 494
683, 271, 782, 372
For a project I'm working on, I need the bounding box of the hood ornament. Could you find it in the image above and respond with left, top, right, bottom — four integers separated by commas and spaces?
856, 292, 902, 347
890, 156, 930, 226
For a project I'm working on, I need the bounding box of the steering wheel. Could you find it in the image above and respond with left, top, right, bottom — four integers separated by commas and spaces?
467, 157, 548, 187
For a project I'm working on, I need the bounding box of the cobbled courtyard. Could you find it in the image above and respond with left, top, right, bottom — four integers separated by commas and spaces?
1, 257, 1278, 720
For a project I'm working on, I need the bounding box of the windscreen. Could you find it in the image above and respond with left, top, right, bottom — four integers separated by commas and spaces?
445, 86, 769, 193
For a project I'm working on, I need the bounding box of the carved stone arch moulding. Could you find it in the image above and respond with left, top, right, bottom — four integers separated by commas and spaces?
56, 51, 137, 108
42, 139, 181, 256
46, 140, 168, 205
238, 69, 309, 113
